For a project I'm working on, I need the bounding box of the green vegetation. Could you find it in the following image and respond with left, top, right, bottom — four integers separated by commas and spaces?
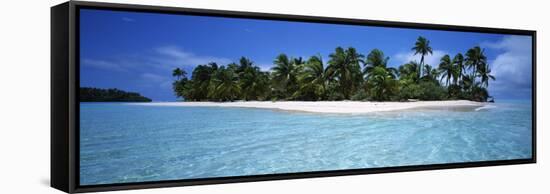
80, 87, 152, 102
172, 37, 495, 102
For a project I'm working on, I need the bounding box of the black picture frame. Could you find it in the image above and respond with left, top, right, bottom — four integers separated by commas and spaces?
51, 1, 537, 193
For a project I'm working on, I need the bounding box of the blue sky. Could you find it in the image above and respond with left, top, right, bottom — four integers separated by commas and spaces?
80, 9, 533, 101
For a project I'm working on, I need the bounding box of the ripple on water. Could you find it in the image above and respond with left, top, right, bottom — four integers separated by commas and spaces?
79, 102, 533, 185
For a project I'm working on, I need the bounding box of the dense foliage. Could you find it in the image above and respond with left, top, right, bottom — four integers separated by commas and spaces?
80, 87, 152, 102
172, 37, 495, 102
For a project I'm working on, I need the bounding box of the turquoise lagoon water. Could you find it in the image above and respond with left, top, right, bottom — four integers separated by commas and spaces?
80, 101, 532, 185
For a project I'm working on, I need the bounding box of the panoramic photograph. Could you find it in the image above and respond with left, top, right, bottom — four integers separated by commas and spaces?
79, 9, 533, 185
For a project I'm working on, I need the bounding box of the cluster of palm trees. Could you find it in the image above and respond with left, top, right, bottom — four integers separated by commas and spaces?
172, 57, 270, 101
172, 36, 495, 102
436, 46, 495, 101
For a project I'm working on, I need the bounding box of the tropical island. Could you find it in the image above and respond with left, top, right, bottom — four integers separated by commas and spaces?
78, 10, 532, 185
171, 37, 495, 103
80, 87, 152, 102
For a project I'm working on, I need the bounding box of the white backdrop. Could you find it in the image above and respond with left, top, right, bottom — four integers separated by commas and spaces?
0, 0, 547, 193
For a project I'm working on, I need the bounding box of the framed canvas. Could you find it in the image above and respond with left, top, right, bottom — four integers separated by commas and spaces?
51, 1, 536, 193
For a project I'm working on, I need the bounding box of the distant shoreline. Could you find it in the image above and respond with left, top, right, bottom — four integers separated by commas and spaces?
130, 100, 486, 114
80, 87, 152, 102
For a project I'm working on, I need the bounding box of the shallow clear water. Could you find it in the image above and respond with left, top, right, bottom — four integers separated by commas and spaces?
80, 101, 532, 185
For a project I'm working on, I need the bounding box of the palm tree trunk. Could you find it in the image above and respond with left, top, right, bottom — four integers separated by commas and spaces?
419, 55, 425, 79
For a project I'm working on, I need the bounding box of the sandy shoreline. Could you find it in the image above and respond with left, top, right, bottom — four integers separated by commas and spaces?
133, 100, 487, 114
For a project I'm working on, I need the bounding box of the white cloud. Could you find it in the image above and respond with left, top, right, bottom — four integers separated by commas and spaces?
82, 46, 232, 72
122, 17, 135, 22
140, 73, 173, 89
483, 35, 532, 98
393, 50, 447, 68
256, 63, 273, 72
81, 59, 128, 72
141, 73, 168, 82
153, 46, 232, 68
81, 46, 237, 91
483, 35, 531, 53
80, 46, 245, 100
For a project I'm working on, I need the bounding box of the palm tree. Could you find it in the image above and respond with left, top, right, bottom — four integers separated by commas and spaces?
208, 66, 240, 101
465, 46, 487, 79
398, 61, 420, 82
347, 47, 365, 92
172, 68, 186, 81
240, 66, 267, 100
367, 66, 398, 101
423, 64, 439, 83
438, 55, 454, 86
237, 57, 253, 73
172, 68, 189, 99
189, 62, 218, 100
293, 57, 306, 68
460, 74, 475, 92
326, 47, 363, 99
452, 53, 464, 85
478, 63, 495, 88
227, 62, 239, 71
412, 36, 433, 79
363, 49, 398, 79
272, 54, 299, 98
471, 83, 490, 102
295, 55, 326, 100
229, 57, 270, 100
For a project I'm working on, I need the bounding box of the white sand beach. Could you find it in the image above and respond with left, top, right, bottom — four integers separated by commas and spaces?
135, 100, 487, 114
